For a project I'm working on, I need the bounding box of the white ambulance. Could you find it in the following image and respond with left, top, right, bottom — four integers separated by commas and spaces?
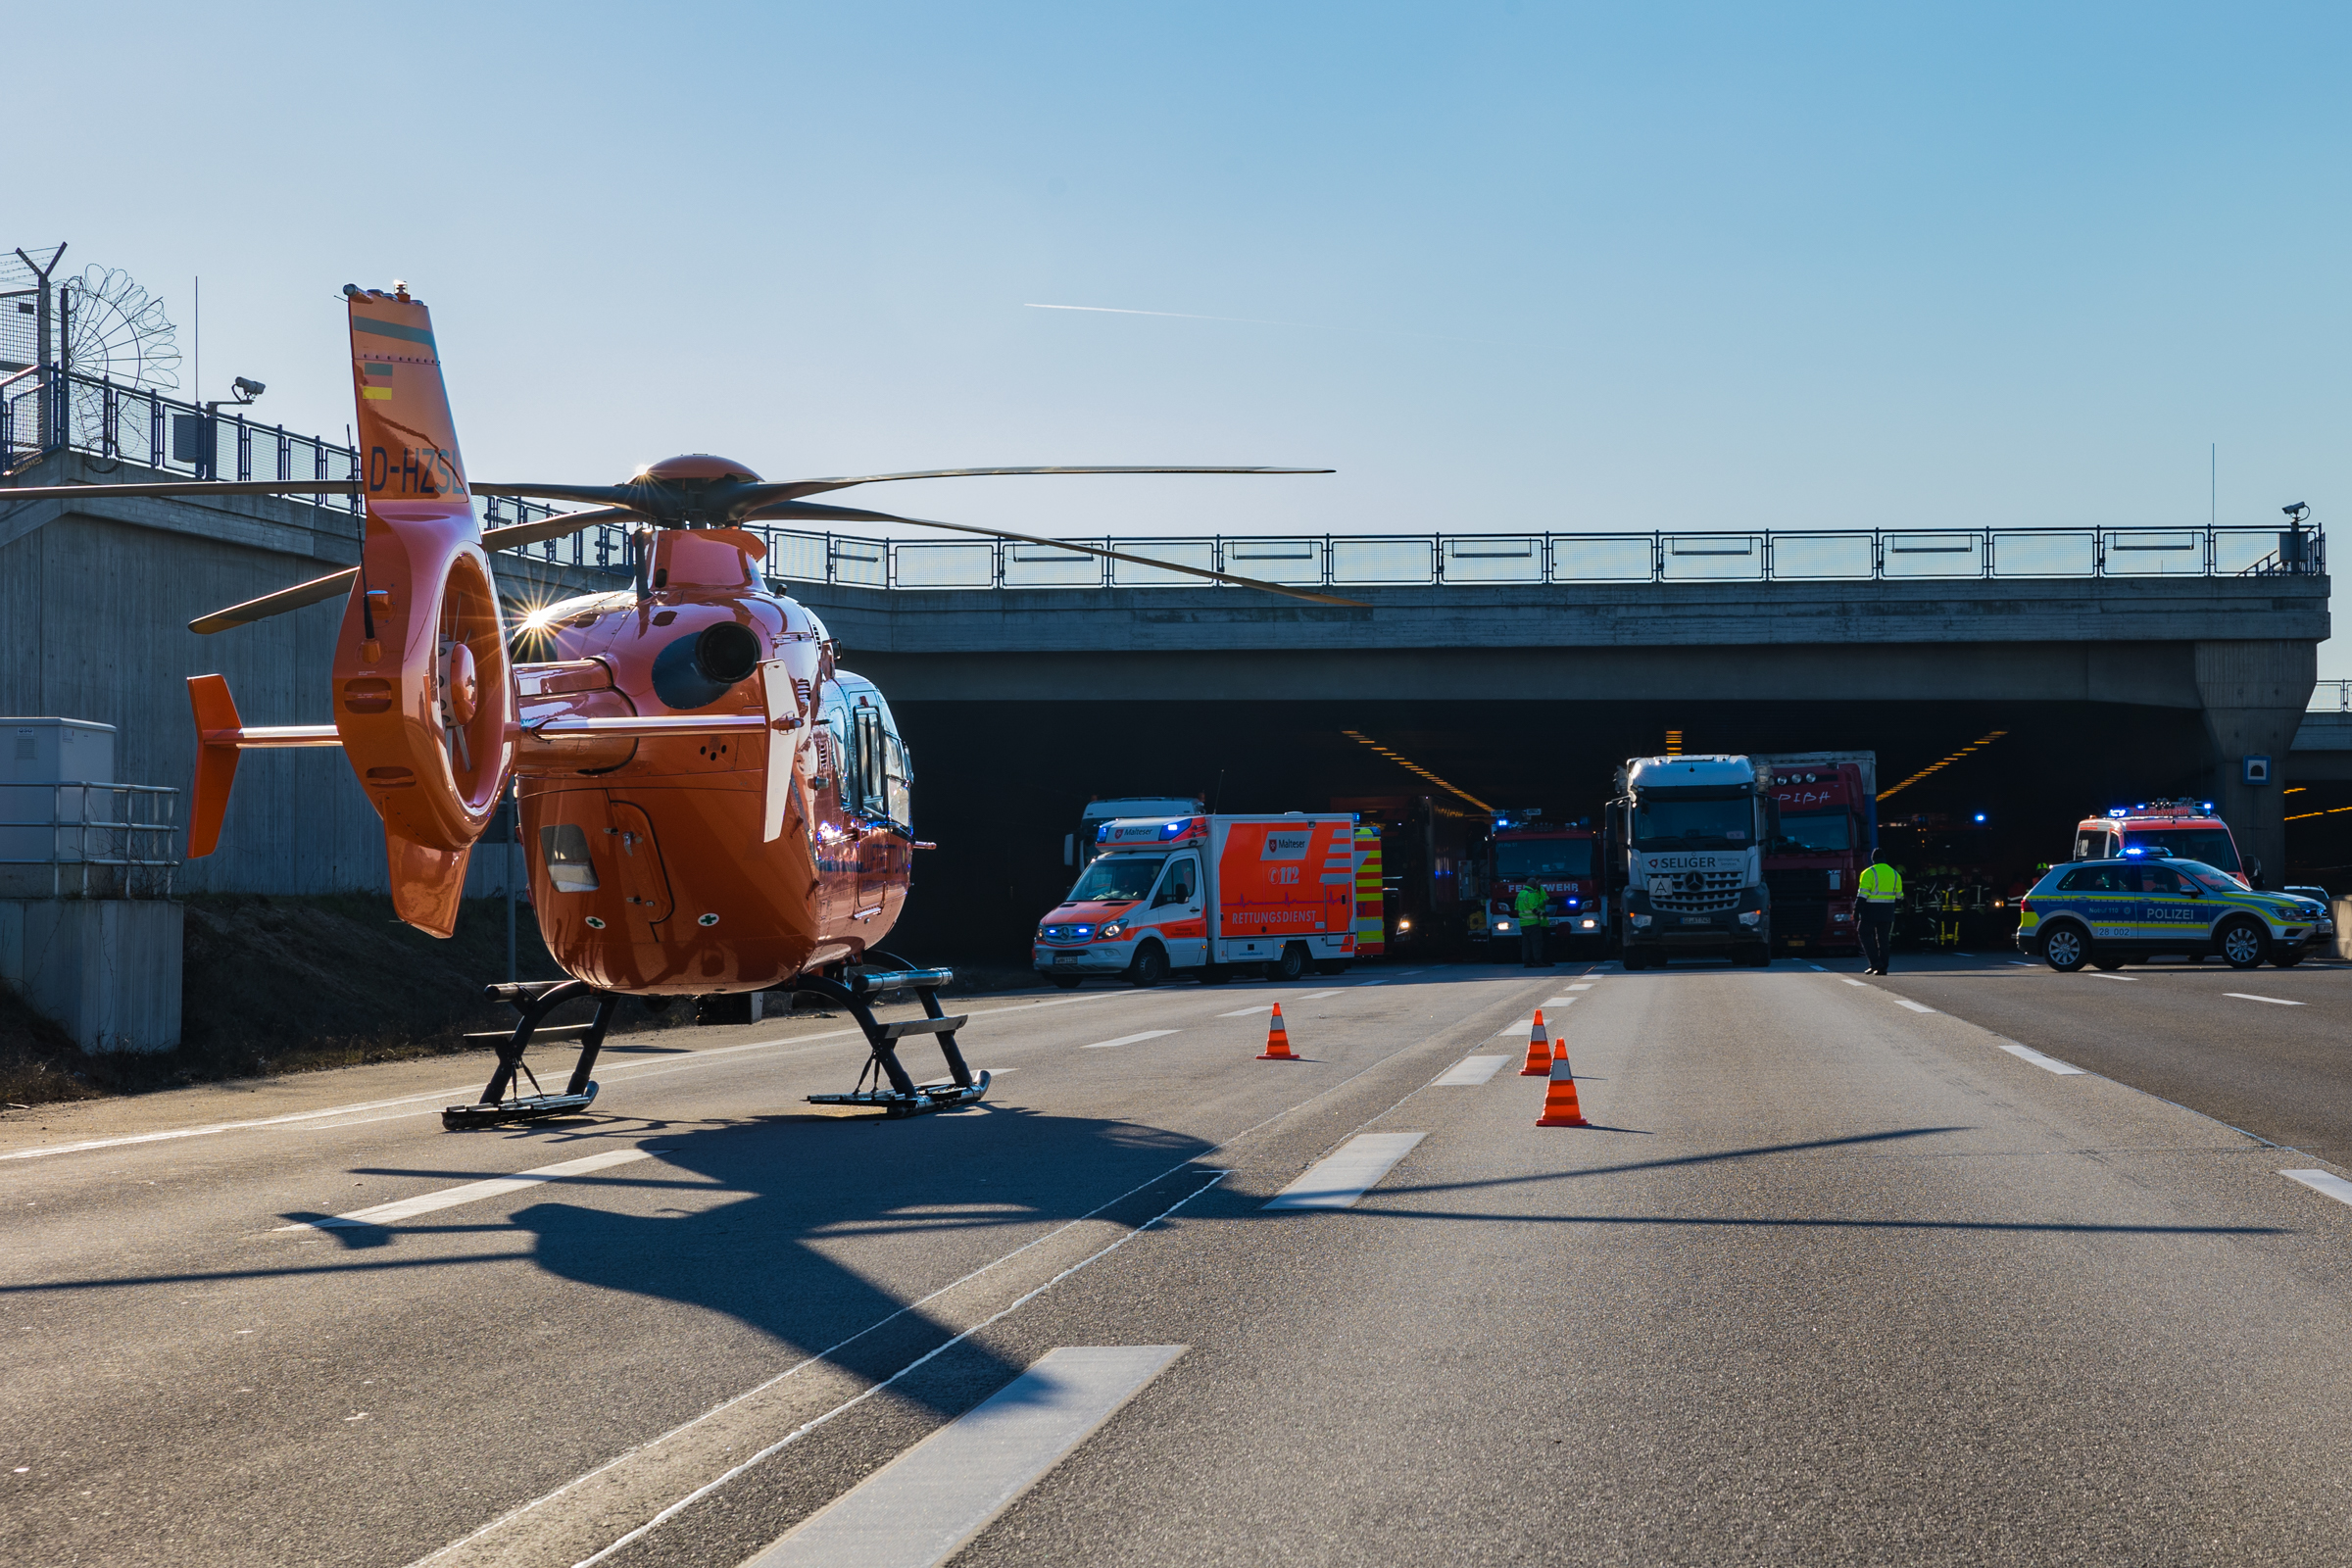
1033, 812, 1358, 987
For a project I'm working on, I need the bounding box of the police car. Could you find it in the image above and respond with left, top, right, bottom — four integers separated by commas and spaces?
2016, 857, 2326, 971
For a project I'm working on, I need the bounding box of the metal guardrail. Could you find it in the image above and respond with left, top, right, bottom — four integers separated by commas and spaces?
0, 782, 180, 899
491, 520, 2330, 593
6, 365, 2325, 592
2313, 682, 2352, 713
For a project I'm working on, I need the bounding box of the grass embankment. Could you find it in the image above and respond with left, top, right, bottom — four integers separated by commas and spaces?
0, 895, 1047, 1107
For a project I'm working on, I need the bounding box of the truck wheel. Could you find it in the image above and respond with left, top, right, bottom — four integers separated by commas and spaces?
2040, 922, 2089, 971
1621, 949, 1653, 971
1269, 944, 1309, 982
1051, 975, 1083, 990
1125, 944, 1170, 988
1735, 945, 1770, 967
2219, 918, 2269, 970
1312, 959, 1350, 976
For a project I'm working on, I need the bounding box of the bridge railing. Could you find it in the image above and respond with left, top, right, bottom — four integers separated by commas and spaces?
712, 522, 2325, 592
2314, 682, 2352, 712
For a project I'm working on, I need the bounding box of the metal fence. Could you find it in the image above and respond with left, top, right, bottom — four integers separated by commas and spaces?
2313, 682, 2352, 713
1, 365, 363, 514
0, 782, 180, 899
496, 521, 2323, 593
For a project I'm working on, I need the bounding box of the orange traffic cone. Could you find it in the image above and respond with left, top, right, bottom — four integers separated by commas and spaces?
1258, 1004, 1298, 1060
1519, 1009, 1551, 1075
1536, 1053, 1589, 1127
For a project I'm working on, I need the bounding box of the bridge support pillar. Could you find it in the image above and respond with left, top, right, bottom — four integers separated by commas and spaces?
2195, 640, 2317, 887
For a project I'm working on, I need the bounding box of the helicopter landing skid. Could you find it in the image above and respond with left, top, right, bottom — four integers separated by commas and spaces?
443, 978, 618, 1131
797, 958, 989, 1118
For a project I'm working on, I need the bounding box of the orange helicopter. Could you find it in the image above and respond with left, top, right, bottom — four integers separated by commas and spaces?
8, 284, 1342, 1127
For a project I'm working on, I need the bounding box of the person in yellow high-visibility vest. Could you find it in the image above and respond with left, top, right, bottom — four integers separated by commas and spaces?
1514, 880, 1552, 968
1856, 854, 1903, 975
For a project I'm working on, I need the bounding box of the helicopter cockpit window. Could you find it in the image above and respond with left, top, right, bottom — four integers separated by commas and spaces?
884, 732, 911, 828
539, 824, 598, 893
853, 708, 889, 820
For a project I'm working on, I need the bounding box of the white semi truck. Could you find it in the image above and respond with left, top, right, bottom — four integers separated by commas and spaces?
1606, 755, 1774, 969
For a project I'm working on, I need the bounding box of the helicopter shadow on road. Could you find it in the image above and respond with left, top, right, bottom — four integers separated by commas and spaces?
492, 1102, 1217, 1415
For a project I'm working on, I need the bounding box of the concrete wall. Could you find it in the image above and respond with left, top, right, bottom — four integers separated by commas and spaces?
0, 898, 182, 1051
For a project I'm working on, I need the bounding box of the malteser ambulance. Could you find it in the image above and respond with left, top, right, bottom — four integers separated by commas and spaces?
1033, 813, 1358, 987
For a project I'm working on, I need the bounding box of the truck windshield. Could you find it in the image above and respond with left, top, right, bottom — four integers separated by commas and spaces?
1495, 840, 1593, 878
1778, 810, 1851, 852
2123, 829, 2239, 872
1632, 798, 1753, 850
1068, 855, 1166, 903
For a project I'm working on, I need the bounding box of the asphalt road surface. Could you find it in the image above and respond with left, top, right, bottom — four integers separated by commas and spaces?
9, 955, 2352, 1566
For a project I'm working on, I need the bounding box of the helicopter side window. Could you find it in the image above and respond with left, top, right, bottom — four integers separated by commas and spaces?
852, 708, 889, 819
885, 732, 912, 828
539, 824, 598, 892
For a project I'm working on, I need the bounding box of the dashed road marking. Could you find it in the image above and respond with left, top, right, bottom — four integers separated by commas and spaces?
2007, 960, 2036, 967
1081, 1030, 1179, 1051
2091, 972, 2138, 982
1893, 1000, 1936, 1013
742, 1346, 1186, 1568
1997, 1042, 2084, 1075
1839, 977, 1868, 988
279, 1146, 660, 1232
1540, 997, 1581, 1007
2282, 1170, 2352, 1208
2225, 993, 2305, 1006
1264, 1132, 1427, 1210
1216, 1005, 1273, 1018
1498, 1017, 1536, 1035
1297, 989, 1344, 1001
1566, 983, 1594, 991
1432, 1055, 1507, 1087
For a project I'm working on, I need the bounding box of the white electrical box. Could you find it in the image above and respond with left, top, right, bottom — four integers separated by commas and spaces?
4, 718, 117, 783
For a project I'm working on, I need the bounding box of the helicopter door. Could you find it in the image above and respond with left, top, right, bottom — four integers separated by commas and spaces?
605, 800, 674, 941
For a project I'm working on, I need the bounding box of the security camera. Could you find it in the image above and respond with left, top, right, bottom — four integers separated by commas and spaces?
2283, 502, 2310, 521
231, 376, 266, 400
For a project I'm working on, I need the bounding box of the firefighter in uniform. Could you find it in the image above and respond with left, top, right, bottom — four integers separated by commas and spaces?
1515, 879, 1551, 967
1857, 854, 1903, 975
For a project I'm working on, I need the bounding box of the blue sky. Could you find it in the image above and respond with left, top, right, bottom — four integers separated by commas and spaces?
17, 2, 2350, 664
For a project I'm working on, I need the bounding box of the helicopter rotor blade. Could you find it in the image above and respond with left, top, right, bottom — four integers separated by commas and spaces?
3, 479, 359, 503
188, 567, 362, 636
480, 506, 647, 552
741, 500, 1368, 609
472, 482, 641, 509
729, 466, 1334, 512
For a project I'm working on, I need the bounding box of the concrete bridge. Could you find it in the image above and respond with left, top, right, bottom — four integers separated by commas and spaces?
1, 447, 2336, 913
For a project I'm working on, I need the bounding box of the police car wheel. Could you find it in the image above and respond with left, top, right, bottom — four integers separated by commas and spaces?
2219, 918, 2268, 970
2090, 955, 2126, 971
1052, 976, 1083, 990
2041, 923, 2088, 971
2271, 950, 2305, 969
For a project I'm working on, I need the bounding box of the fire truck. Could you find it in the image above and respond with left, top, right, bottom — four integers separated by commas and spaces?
1033, 812, 1357, 986
2073, 801, 2253, 888
1466, 812, 1608, 956
1756, 752, 1877, 956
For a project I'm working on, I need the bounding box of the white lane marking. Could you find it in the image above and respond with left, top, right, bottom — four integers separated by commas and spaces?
2226, 993, 2305, 1006
742, 1346, 1186, 1568
278, 1147, 658, 1231
1297, 989, 1344, 1001
1432, 1055, 1507, 1087
2007, 960, 2036, 967
552, 1178, 1223, 1568
2282, 1170, 2352, 1207
2091, 972, 2138, 982
1264, 1132, 1426, 1210
1565, 983, 1594, 991
1997, 1042, 2085, 1075
1803, 963, 1826, 971
1894, 1000, 1936, 1013
1080, 1031, 1178, 1051
1217, 1004, 1273, 1018
1839, 978, 1868, 988
1497, 1017, 1537, 1035
1, 992, 1144, 1166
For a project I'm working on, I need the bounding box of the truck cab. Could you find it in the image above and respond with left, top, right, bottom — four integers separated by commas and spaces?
1758, 752, 1876, 957
1608, 755, 1773, 969
1469, 816, 1606, 955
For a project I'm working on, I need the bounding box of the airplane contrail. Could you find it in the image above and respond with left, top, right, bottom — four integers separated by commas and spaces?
1022, 302, 1470, 342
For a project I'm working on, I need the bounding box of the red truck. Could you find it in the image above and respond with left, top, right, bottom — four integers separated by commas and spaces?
1468, 813, 1608, 956
1757, 752, 1877, 957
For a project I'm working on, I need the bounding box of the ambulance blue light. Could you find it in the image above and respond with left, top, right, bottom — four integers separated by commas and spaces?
1973, 812, 1986, 823
1096, 823, 1111, 842
2200, 801, 2215, 811
1160, 819, 1188, 839
2108, 808, 2128, 818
